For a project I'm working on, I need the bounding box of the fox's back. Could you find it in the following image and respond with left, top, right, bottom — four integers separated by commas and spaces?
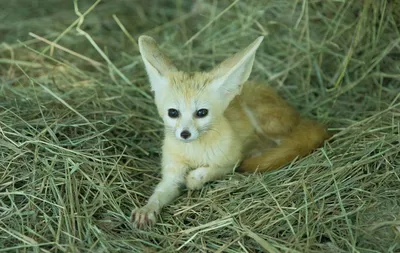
225, 81, 300, 156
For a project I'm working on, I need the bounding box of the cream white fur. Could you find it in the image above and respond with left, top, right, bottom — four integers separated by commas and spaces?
132, 35, 264, 228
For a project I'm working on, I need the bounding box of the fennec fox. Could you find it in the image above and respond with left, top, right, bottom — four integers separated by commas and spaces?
132, 35, 329, 228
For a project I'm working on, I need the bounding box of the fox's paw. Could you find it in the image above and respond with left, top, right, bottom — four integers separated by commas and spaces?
186, 167, 208, 190
131, 206, 157, 229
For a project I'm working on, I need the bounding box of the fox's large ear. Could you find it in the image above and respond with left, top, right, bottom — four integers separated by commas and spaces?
209, 36, 264, 102
138, 35, 178, 92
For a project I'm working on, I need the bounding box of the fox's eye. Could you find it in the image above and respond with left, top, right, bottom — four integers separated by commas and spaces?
195, 109, 208, 118
168, 108, 180, 118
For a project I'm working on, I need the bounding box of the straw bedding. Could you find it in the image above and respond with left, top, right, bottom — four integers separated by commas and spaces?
0, 0, 399, 252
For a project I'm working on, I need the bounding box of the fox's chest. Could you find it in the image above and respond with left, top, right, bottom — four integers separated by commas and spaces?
183, 142, 225, 167
165, 134, 242, 169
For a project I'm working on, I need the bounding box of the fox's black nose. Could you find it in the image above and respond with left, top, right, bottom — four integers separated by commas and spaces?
180, 130, 191, 139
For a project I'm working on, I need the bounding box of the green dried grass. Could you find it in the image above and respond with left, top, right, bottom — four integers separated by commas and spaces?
0, 0, 399, 252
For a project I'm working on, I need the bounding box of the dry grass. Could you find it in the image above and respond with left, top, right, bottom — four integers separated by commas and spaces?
0, 0, 399, 252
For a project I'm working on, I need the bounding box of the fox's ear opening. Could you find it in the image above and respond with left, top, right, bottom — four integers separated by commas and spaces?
138, 35, 178, 92
209, 36, 264, 101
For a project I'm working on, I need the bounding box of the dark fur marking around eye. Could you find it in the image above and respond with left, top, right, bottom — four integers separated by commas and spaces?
168, 108, 180, 118
195, 109, 208, 118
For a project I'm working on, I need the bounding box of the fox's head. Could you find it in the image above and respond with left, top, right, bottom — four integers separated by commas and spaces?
139, 35, 264, 142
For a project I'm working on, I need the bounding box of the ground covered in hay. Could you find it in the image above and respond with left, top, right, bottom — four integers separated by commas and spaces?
0, 0, 399, 252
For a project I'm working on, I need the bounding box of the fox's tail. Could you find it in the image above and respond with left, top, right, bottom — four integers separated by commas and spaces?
237, 119, 330, 173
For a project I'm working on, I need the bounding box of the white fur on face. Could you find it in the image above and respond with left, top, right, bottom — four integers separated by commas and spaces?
172, 105, 200, 142
159, 92, 214, 143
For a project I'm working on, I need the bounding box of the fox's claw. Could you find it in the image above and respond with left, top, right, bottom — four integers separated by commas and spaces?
131, 206, 157, 229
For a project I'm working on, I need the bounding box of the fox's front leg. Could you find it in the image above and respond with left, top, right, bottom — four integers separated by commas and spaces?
186, 165, 233, 190
132, 163, 188, 228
